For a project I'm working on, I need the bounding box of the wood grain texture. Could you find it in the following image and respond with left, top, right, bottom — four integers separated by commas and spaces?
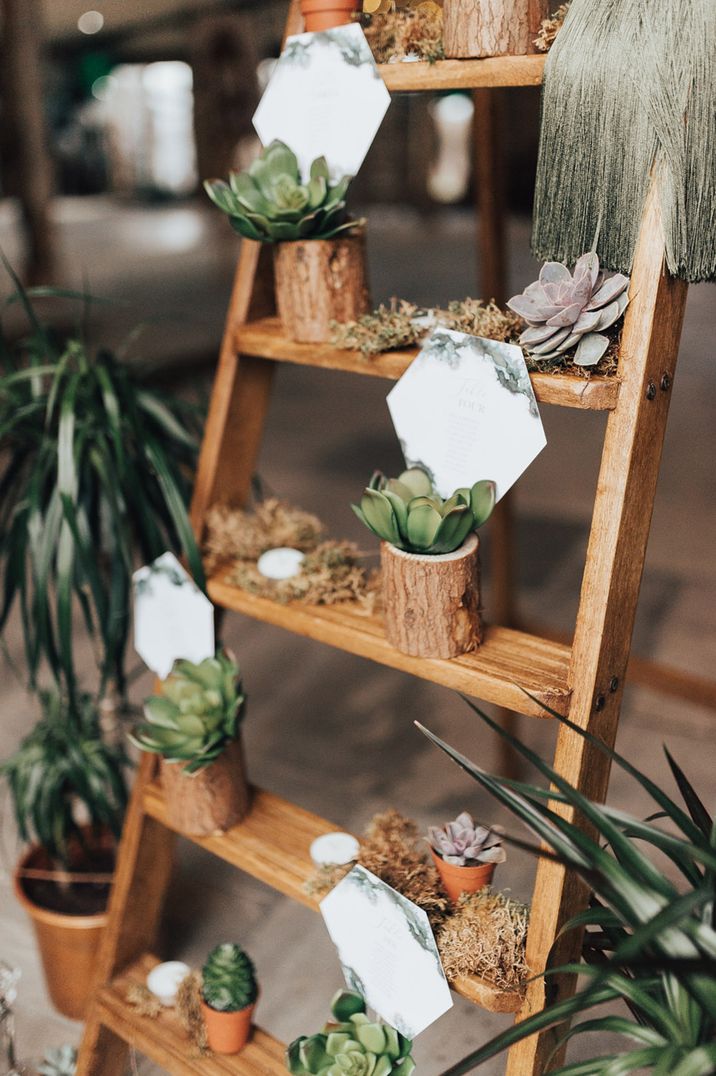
507, 184, 689, 1075
274, 236, 370, 343
144, 785, 523, 1013
160, 738, 251, 837
207, 572, 571, 718
443, 0, 540, 58
378, 54, 545, 90
381, 536, 483, 659
234, 317, 621, 411
97, 953, 287, 1074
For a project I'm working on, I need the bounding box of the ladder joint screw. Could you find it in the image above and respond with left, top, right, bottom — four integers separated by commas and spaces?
660, 373, 671, 391
595, 693, 606, 712
646, 381, 657, 400
609, 676, 619, 693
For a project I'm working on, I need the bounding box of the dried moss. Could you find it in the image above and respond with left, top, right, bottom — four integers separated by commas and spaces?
436, 889, 529, 992
363, 4, 444, 64
204, 498, 324, 574
534, 2, 570, 52
176, 970, 209, 1055
227, 540, 376, 608
125, 983, 164, 1018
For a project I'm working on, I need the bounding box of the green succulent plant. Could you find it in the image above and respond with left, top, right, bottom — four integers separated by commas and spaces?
202, 943, 258, 1013
204, 141, 362, 243
129, 652, 245, 774
38, 1044, 78, 1076
287, 991, 415, 1076
352, 468, 495, 555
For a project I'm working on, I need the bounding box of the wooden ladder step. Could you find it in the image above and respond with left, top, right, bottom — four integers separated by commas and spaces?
234, 317, 621, 412
377, 55, 546, 91
207, 573, 572, 718
96, 953, 286, 1074
143, 784, 524, 1015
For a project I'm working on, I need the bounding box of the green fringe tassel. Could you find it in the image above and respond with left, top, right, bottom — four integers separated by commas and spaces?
533, 0, 716, 283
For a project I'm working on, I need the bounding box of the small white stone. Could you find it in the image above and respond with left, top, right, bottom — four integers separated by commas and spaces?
256, 547, 305, 581
146, 961, 191, 1006
310, 832, 360, 866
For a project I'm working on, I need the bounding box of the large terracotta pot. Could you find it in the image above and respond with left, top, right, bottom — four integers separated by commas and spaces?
13, 839, 112, 1019
201, 999, 255, 1054
160, 736, 251, 837
274, 234, 370, 344
301, 0, 359, 32
431, 848, 495, 902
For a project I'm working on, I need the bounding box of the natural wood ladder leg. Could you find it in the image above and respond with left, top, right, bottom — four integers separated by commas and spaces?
505, 184, 688, 1074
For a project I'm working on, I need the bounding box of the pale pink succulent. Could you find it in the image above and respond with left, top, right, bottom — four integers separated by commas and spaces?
507, 252, 630, 367
427, 811, 506, 867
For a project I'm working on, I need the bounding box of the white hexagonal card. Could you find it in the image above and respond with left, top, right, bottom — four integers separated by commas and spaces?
253, 24, 391, 181
133, 552, 214, 680
387, 328, 547, 501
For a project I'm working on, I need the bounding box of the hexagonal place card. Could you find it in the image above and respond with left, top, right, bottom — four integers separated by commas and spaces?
320, 866, 453, 1038
133, 552, 214, 680
387, 328, 547, 501
253, 24, 391, 181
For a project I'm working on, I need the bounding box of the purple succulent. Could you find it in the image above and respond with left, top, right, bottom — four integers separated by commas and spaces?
428, 811, 506, 867
507, 252, 630, 367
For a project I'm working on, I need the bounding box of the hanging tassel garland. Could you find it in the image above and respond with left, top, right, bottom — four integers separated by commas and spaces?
533, 0, 716, 283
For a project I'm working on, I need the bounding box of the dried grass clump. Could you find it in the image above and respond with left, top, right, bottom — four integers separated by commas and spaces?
176, 970, 209, 1055
359, 810, 449, 928
364, 4, 444, 64
440, 298, 522, 342
436, 889, 529, 992
227, 540, 375, 608
534, 2, 570, 52
204, 498, 324, 573
126, 982, 164, 1018
331, 299, 422, 356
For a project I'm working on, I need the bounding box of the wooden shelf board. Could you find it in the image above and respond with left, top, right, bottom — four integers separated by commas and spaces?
97, 952, 286, 1074
207, 574, 572, 718
234, 318, 621, 412
377, 55, 546, 91
143, 787, 524, 1014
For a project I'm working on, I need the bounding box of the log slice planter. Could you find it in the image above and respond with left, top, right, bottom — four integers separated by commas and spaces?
380, 532, 483, 659
160, 736, 251, 837
443, 0, 547, 59
274, 233, 370, 344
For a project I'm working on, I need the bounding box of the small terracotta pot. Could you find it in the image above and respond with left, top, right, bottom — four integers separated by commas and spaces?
431, 848, 495, 902
160, 736, 251, 837
13, 838, 112, 1019
201, 999, 255, 1054
301, 0, 359, 32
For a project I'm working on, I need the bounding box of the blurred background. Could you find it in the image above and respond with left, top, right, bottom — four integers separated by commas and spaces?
0, 1, 714, 1073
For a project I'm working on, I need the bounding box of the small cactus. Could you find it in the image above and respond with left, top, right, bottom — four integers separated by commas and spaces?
428, 812, 506, 867
202, 943, 258, 1013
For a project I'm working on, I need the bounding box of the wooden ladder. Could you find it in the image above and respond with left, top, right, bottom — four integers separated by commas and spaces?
76, 6, 688, 1073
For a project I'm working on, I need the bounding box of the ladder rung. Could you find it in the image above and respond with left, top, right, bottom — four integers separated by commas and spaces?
143, 785, 524, 1014
234, 318, 621, 412
207, 572, 572, 719
377, 55, 546, 92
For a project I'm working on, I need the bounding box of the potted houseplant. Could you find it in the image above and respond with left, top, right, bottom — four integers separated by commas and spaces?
1, 691, 128, 1020
287, 989, 416, 1076
301, 0, 359, 32
442, 0, 547, 59
427, 811, 506, 902
352, 467, 495, 658
205, 141, 369, 344
201, 943, 258, 1055
130, 651, 250, 836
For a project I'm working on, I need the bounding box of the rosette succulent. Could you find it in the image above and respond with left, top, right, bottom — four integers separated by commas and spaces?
428, 811, 506, 867
204, 141, 361, 243
507, 252, 630, 367
287, 991, 415, 1076
202, 943, 258, 1013
130, 651, 245, 773
352, 467, 495, 555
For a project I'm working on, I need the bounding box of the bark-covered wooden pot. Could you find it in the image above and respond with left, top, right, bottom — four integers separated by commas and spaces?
380, 532, 483, 659
443, 0, 548, 59
273, 233, 370, 344
161, 736, 251, 837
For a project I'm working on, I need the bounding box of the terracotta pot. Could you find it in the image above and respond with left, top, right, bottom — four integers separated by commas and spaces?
301, 0, 359, 32
380, 533, 483, 659
160, 736, 251, 837
201, 999, 255, 1054
431, 848, 495, 902
13, 838, 112, 1019
274, 233, 370, 344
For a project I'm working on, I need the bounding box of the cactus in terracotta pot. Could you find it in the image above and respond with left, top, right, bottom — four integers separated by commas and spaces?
201, 943, 258, 1055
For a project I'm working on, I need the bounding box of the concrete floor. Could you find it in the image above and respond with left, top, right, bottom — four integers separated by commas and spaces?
0, 197, 714, 1073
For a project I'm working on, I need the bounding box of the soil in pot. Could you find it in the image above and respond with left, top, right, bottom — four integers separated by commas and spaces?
201, 999, 255, 1054
13, 831, 115, 1019
301, 0, 359, 33
431, 848, 495, 902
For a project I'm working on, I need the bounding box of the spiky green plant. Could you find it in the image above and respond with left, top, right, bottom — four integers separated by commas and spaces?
416, 701, 716, 1076
204, 141, 362, 243
0, 691, 127, 866
352, 468, 495, 555
202, 943, 258, 1013
287, 991, 415, 1076
38, 1044, 78, 1076
130, 652, 245, 774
